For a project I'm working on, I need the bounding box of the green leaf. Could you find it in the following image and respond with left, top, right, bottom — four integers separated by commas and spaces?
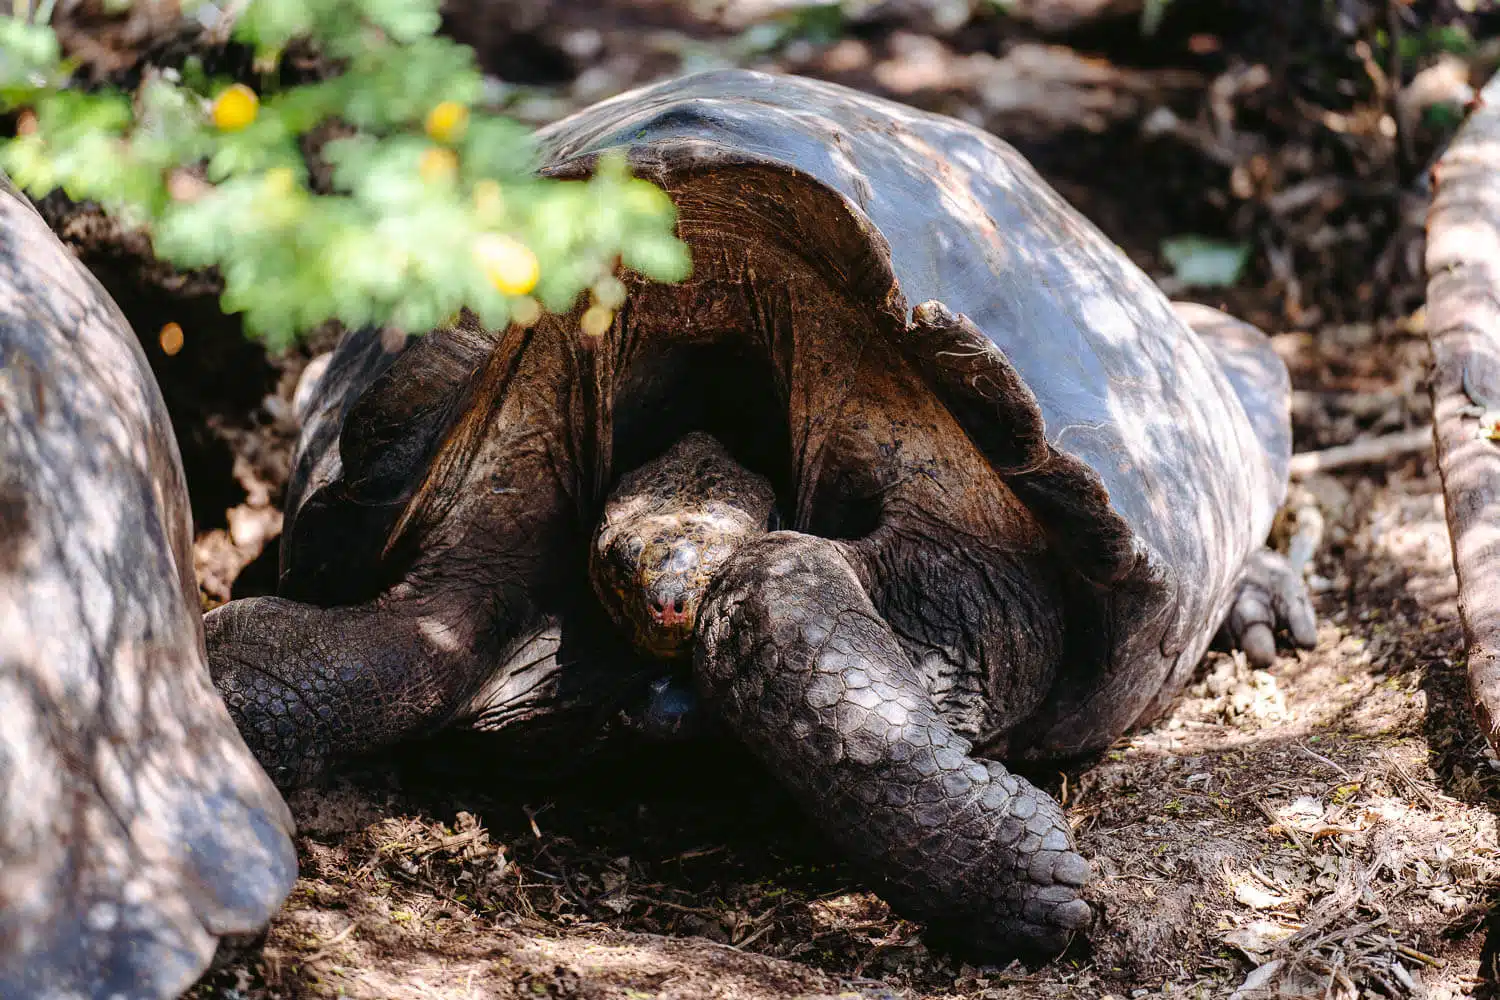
233, 0, 314, 53
622, 233, 692, 283
0, 6, 691, 347
1160, 235, 1250, 288
0, 17, 61, 90
462, 117, 537, 180
206, 113, 303, 180
336, 36, 483, 130
357, 0, 442, 42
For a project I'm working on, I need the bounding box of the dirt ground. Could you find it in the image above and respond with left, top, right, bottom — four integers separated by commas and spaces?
28, 1, 1500, 997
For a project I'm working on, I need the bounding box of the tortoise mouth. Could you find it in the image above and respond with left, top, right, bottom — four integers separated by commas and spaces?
631, 574, 703, 659
636, 617, 696, 659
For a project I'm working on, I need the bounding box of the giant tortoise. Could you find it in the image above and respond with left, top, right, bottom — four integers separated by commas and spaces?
0, 179, 296, 999
206, 69, 1316, 956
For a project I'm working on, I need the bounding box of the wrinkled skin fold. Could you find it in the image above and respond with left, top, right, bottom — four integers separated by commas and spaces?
206, 69, 1316, 961
0, 178, 296, 1000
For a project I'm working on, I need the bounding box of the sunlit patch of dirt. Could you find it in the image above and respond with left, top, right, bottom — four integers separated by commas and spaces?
1074, 463, 1499, 1000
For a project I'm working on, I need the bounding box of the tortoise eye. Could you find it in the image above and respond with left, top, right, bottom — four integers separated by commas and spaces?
618, 536, 644, 567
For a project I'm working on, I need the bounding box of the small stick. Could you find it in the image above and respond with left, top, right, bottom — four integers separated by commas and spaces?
1395, 943, 1441, 967
413, 826, 486, 856
203, 0, 251, 44
1289, 428, 1431, 477
1386, 0, 1415, 181
302, 922, 358, 963
1296, 743, 1353, 780
1384, 752, 1438, 810
1256, 798, 1311, 855
639, 896, 727, 918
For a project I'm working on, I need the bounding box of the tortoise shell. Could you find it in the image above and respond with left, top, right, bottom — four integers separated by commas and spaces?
278, 70, 1287, 754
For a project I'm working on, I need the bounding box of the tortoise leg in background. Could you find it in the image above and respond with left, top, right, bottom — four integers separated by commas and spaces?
207, 391, 594, 787
208, 582, 667, 788
1174, 302, 1319, 667
695, 532, 1092, 957
0, 179, 296, 999
206, 593, 503, 788
1216, 549, 1319, 667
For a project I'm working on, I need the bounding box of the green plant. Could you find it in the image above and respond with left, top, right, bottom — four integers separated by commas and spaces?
1376, 22, 1476, 65
0, 0, 690, 348
1141, 0, 1172, 36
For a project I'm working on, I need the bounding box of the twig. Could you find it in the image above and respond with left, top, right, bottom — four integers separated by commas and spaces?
1386, 0, 1415, 181
733, 917, 780, 951
1296, 743, 1353, 780
1383, 752, 1438, 810
302, 922, 358, 963
1256, 798, 1311, 855
639, 896, 727, 919
203, 0, 251, 45
523, 804, 547, 840
413, 826, 486, 857
1394, 943, 1441, 968
674, 845, 727, 862
1288, 428, 1431, 477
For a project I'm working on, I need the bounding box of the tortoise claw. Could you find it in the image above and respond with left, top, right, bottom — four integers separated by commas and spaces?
1220, 548, 1319, 669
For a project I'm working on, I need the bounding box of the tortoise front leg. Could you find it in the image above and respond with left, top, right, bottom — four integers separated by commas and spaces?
695, 532, 1091, 956
208, 590, 674, 787
206, 595, 495, 788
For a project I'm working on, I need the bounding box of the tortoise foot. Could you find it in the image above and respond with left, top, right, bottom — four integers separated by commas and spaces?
1220, 548, 1319, 668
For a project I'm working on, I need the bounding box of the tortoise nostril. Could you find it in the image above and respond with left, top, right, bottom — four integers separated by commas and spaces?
649, 595, 666, 613
673, 596, 685, 613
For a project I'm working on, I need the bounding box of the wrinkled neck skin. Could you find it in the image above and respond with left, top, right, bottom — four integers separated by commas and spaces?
590, 431, 778, 661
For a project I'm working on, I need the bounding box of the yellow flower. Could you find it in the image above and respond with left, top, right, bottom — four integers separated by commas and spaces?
474, 234, 539, 296
473, 179, 504, 223
580, 305, 614, 338
211, 84, 259, 131
263, 167, 295, 197
425, 101, 470, 144
419, 147, 459, 185
511, 296, 541, 327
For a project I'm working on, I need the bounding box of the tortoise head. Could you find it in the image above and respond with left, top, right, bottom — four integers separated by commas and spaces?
591, 432, 777, 660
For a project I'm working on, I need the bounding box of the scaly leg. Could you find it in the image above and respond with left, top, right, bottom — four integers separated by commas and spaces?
695, 532, 1090, 956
